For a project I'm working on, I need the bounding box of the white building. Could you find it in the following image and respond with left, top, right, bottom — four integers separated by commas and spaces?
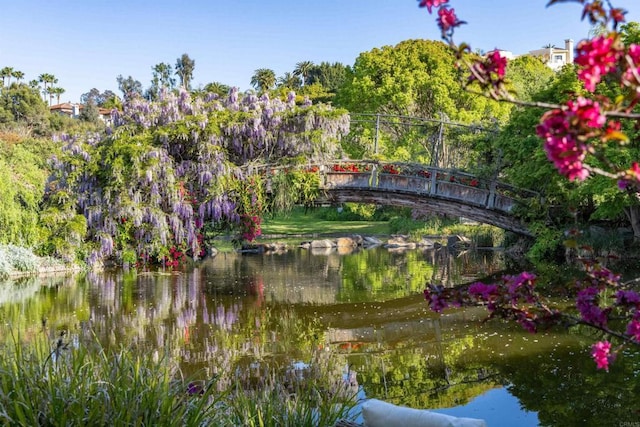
528, 39, 575, 71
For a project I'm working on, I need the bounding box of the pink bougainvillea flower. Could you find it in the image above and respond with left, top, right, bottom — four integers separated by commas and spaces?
418, 0, 448, 14
437, 7, 462, 33
575, 35, 623, 92
591, 341, 614, 371
536, 97, 605, 181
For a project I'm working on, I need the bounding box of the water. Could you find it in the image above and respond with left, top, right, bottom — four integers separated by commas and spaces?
1, 247, 639, 426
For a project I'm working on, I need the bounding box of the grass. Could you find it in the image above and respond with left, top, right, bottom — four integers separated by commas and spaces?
261, 207, 390, 238
0, 328, 358, 427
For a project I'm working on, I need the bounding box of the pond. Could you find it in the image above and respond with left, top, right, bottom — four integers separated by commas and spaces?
1, 247, 639, 426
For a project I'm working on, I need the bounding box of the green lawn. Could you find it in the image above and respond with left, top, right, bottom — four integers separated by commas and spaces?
260, 207, 390, 237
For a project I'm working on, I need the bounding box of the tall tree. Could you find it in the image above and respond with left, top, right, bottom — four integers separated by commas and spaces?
51, 87, 65, 104
277, 72, 302, 89
116, 75, 143, 99
250, 68, 276, 94
1, 67, 14, 87
148, 63, 176, 100
175, 53, 195, 90
202, 81, 231, 98
45, 86, 56, 106
38, 73, 57, 104
293, 61, 314, 86
81, 88, 119, 106
306, 61, 349, 93
12, 70, 24, 84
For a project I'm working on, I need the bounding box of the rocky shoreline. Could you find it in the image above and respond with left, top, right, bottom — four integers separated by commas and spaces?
241, 234, 474, 255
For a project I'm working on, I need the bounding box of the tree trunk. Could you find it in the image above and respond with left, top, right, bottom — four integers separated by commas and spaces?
623, 205, 640, 239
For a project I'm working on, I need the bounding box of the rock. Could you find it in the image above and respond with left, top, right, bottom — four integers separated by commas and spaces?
264, 242, 287, 252
417, 238, 436, 248
386, 235, 415, 248
336, 237, 357, 247
363, 236, 383, 246
350, 234, 364, 246
310, 239, 336, 249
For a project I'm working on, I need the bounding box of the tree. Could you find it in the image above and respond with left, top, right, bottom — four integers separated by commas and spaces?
202, 81, 231, 98
45, 86, 55, 106
1, 67, 14, 87
116, 75, 143, 99
38, 73, 57, 104
277, 72, 302, 89
250, 68, 276, 93
0, 84, 49, 130
505, 55, 555, 101
305, 61, 350, 93
79, 99, 100, 124
12, 70, 24, 84
293, 61, 314, 86
81, 88, 119, 106
175, 53, 195, 90
335, 39, 510, 123
147, 63, 175, 100
50, 87, 65, 105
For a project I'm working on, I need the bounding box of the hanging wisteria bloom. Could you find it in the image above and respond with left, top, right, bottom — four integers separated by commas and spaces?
46, 86, 350, 267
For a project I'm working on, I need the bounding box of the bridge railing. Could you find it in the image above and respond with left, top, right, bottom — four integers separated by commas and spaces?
248, 160, 538, 214
317, 160, 538, 214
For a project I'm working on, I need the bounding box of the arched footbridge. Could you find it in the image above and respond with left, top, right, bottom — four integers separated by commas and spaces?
308, 161, 537, 237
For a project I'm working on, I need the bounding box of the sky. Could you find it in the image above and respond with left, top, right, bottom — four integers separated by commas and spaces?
1, 0, 639, 104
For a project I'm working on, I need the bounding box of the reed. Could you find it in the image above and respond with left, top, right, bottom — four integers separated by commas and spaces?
0, 329, 357, 426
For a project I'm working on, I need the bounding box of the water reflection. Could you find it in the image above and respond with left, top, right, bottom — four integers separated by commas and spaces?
1, 247, 639, 426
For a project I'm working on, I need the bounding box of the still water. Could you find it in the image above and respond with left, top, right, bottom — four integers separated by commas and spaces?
1, 247, 639, 426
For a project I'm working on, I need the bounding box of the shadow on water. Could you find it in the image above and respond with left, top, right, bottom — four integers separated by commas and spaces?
1, 246, 639, 426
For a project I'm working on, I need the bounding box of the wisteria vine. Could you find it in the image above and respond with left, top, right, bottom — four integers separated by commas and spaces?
46, 88, 349, 268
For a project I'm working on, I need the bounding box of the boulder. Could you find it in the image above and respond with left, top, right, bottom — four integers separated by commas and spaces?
310, 239, 336, 249
363, 236, 383, 247
336, 237, 357, 247
386, 235, 415, 249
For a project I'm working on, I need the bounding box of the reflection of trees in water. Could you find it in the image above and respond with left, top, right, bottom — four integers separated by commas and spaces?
425, 248, 505, 288
494, 346, 640, 426
8, 250, 628, 424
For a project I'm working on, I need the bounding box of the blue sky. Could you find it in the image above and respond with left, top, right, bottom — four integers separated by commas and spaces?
1, 0, 638, 103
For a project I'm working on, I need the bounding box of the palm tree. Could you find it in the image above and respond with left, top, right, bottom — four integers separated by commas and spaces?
51, 87, 65, 104
203, 81, 231, 97
250, 68, 276, 94
277, 72, 302, 89
175, 53, 196, 90
542, 43, 558, 49
46, 86, 56, 106
1, 67, 14, 87
293, 61, 314, 86
38, 73, 57, 103
12, 70, 24, 84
